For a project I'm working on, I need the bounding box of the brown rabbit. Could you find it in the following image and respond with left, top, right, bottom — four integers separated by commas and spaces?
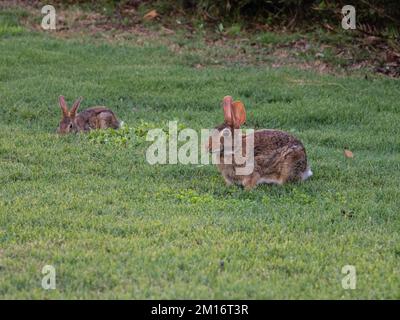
57, 96, 120, 134
208, 96, 312, 190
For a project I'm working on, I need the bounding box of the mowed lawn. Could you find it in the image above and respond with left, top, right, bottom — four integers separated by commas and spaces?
0, 10, 400, 299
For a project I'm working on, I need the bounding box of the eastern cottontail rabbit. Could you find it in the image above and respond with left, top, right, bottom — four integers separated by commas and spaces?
208, 96, 312, 190
57, 96, 120, 134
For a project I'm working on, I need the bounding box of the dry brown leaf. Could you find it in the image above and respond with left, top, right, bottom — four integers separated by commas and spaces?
143, 10, 159, 20
323, 23, 335, 32
344, 149, 354, 158
161, 27, 175, 35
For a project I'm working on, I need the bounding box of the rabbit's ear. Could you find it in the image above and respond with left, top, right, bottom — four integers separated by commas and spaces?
59, 96, 69, 117
70, 97, 82, 117
232, 101, 246, 128
222, 96, 234, 126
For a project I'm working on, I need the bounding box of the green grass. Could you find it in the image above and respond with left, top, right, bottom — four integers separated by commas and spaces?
0, 8, 25, 37
255, 31, 302, 46
0, 9, 400, 299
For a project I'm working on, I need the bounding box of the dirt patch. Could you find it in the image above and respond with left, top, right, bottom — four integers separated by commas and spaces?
2, 0, 400, 77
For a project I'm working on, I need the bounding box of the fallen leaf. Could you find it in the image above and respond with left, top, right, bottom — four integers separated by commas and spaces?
143, 10, 158, 21
323, 23, 335, 32
363, 36, 380, 45
161, 26, 174, 35
344, 149, 354, 158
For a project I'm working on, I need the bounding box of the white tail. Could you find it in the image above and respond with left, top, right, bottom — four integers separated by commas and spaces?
301, 167, 313, 181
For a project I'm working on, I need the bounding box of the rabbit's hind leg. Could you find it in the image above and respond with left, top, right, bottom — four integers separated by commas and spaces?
282, 146, 308, 183
98, 112, 119, 129
242, 173, 261, 190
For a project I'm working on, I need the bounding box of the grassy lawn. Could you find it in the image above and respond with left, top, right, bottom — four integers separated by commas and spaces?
0, 8, 399, 299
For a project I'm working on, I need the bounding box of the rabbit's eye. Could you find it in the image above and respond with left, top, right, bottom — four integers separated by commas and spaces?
69, 124, 73, 129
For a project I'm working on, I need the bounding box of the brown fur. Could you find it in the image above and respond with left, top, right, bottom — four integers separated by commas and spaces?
57, 96, 120, 134
209, 96, 311, 190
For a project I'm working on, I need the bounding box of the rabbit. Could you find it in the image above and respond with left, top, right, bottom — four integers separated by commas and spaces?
208, 96, 312, 190
57, 96, 120, 134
